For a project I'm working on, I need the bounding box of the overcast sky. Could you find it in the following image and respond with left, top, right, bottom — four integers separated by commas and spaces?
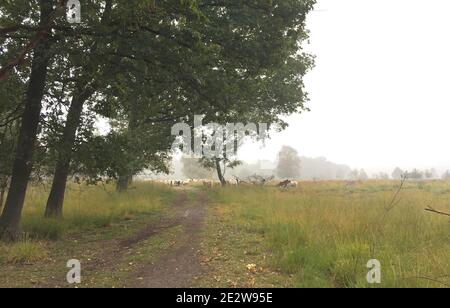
239, 0, 450, 174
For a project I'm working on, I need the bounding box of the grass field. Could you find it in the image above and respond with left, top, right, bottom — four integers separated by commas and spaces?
200, 181, 450, 288
0, 180, 449, 288
0, 183, 183, 287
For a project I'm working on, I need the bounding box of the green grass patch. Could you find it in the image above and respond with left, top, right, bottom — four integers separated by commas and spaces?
203, 181, 450, 288
19, 182, 176, 239
3, 237, 48, 265
0, 183, 179, 288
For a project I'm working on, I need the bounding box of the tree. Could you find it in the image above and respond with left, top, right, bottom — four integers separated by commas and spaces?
0, 72, 23, 209
183, 0, 315, 185
408, 169, 423, 180
200, 157, 242, 186
442, 170, 450, 181
359, 169, 369, 181
276, 146, 301, 179
0, 126, 17, 209
375, 172, 390, 180
0, 0, 68, 82
0, 0, 316, 236
424, 169, 437, 179
196, 124, 253, 186
42, 0, 201, 214
349, 169, 360, 181
181, 157, 213, 180
392, 167, 404, 180
88, 0, 315, 189
111, 0, 316, 186
45, 0, 115, 216
0, 0, 57, 240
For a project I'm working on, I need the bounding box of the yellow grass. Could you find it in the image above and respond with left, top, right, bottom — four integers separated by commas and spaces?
208, 180, 450, 288
1, 180, 448, 288
0, 183, 180, 288
19, 182, 175, 240
2, 237, 48, 265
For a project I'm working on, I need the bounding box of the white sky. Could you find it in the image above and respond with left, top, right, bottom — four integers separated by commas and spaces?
239, 0, 450, 174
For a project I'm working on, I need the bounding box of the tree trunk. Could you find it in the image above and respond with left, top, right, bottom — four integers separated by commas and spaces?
0, 191, 4, 212
0, 0, 53, 240
44, 1, 113, 218
45, 88, 92, 218
215, 159, 227, 187
0, 181, 7, 211
116, 96, 139, 194
0, 176, 9, 211
116, 175, 132, 193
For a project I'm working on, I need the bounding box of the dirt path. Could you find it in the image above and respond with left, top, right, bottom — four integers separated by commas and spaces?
133, 189, 209, 288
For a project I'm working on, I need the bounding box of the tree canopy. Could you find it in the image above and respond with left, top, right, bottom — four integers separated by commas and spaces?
0, 0, 316, 239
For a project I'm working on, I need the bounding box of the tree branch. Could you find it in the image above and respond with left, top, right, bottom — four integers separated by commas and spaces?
425, 206, 450, 217
0, 0, 68, 82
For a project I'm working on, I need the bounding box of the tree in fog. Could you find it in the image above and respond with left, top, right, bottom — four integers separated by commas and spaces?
298, 156, 351, 180
424, 169, 437, 179
181, 157, 213, 180
359, 169, 369, 181
349, 169, 368, 181
442, 171, 450, 181
392, 167, 404, 180
276, 146, 301, 179
335, 165, 352, 180
349, 169, 359, 180
408, 169, 423, 180
376, 172, 390, 180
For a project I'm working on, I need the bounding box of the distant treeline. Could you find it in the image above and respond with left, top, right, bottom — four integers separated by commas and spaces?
231, 157, 353, 181
168, 155, 450, 182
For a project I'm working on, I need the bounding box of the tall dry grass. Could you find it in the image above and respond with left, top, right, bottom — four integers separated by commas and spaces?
18, 182, 175, 240
210, 181, 450, 288
0, 182, 176, 281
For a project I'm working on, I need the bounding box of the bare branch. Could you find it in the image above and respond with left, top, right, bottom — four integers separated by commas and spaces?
425, 206, 450, 218
385, 173, 408, 213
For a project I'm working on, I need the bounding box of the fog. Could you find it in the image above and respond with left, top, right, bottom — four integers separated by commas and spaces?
239, 0, 450, 175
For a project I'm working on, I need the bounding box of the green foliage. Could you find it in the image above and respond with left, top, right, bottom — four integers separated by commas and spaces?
0, 0, 317, 233
2, 0, 316, 179
21, 217, 65, 241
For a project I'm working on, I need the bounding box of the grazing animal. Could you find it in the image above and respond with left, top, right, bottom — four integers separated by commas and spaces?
173, 180, 190, 187
289, 181, 298, 188
278, 180, 291, 189
278, 180, 298, 189
203, 181, 213, 188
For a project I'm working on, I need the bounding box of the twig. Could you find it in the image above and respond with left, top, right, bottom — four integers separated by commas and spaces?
425, 206, 450, 217
385, 174, 408, 213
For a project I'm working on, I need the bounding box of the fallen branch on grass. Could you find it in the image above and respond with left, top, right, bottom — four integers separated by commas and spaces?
425, 206, 450, 217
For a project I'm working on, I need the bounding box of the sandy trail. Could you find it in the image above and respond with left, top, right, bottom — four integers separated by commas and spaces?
133, 190, 208, 288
